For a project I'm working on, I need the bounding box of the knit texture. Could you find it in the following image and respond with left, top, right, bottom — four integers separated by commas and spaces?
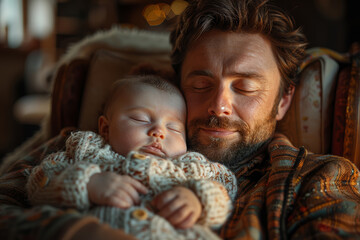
1, 129, 360, 239
26, 131, 237, 239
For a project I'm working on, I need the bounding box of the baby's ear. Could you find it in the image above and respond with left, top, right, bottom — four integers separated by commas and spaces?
98, 115, 110, 141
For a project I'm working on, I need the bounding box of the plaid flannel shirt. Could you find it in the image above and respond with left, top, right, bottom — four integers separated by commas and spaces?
220, 133, 360, 239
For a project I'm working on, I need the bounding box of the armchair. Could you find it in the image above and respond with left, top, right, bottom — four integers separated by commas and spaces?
1, 27, 359, 174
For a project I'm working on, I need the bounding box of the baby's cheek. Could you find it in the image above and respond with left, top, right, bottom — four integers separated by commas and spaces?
169, 136, 187, 157
118, 131, 148, 155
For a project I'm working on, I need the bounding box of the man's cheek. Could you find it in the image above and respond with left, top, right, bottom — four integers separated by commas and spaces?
187, 109, 204, 128
185, 124, 196, 142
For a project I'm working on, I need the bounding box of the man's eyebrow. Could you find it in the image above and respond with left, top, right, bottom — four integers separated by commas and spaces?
185, 70, 213, 79
185, 70, 266, 82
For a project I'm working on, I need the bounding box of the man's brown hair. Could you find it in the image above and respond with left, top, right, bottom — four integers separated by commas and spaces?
170, 0, 307, 94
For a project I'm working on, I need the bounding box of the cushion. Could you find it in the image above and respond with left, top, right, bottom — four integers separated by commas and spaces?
342, 47, 360, 167
50, 59, 90, 136
331, 66, 350, 156
277, 54, 339, 154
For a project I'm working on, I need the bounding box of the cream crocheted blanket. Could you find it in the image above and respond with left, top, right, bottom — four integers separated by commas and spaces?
26, 131, 237, 240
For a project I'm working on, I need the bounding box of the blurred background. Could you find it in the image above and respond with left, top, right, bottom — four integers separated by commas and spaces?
0, 0, 359, 160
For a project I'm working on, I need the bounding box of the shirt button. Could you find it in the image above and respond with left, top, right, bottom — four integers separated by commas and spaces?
132, 209, 148, 220
40, 176, 49, 188
133, 153, 147, 160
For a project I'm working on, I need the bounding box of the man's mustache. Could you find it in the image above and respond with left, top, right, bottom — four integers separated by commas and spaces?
188, 116, 249, 132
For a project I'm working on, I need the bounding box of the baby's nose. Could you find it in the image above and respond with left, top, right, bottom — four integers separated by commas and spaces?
148, 127, 165, 139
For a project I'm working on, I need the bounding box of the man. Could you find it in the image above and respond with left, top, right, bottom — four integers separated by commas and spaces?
170, 0, 360, 239
0, 0, 359, 239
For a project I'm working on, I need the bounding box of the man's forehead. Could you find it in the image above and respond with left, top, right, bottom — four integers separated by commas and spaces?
181, 31, 278, 79
186, 31, 273, 57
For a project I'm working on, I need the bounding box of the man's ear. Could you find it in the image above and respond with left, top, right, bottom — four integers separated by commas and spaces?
276, 85, 295, 121
98, 115, 110, 141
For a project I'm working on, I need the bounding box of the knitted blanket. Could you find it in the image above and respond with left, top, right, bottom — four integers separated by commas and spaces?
26, 131, 237, 240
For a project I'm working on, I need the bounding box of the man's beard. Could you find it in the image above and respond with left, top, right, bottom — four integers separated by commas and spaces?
187, 109, 277, 170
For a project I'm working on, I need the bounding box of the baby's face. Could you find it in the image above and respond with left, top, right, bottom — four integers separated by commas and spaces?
99, 83, 187, 158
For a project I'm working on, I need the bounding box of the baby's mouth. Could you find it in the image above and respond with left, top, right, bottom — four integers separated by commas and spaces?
140, 142, 165, 157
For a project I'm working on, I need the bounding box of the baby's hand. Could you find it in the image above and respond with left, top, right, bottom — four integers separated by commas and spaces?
151, 186, 201, 229
87, 172, 148, 209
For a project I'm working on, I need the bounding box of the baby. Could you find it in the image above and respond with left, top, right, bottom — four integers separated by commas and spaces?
26, 74, 237, 240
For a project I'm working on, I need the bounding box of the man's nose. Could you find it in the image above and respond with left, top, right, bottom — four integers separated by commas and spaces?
208, 87, 232, 116
148, 126, 165, 139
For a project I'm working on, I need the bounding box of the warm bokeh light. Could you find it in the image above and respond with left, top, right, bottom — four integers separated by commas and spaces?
143, 4, 166, 26
158, 3, 171, 16
171, 0, 189, 15
143, 1, 188, 26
